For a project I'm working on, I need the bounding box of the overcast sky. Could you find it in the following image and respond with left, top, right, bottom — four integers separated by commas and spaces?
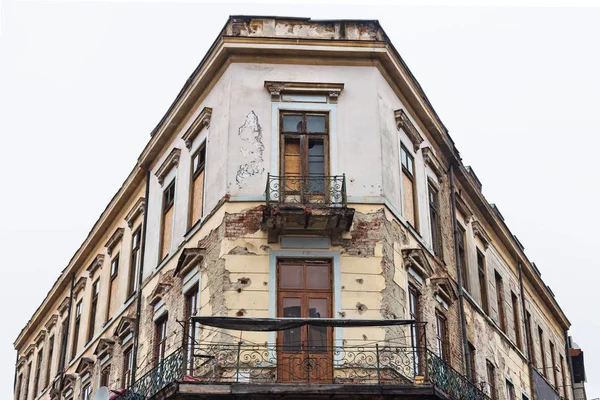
1, 1, 598, 398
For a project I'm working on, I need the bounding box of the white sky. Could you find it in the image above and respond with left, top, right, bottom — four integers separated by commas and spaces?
1, 1, 598, 398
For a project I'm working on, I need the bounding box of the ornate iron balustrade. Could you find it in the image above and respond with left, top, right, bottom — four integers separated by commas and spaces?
265, 174, 347, 208
426, 350, 491, 400
113, 348, 184, 400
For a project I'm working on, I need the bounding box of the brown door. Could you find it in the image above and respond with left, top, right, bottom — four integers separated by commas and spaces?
277, 260, 333, 383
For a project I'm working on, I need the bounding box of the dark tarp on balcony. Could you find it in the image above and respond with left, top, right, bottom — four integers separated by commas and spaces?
191, 316, 416, 331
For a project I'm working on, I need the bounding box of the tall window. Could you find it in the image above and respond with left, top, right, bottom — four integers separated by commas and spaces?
185, 285, 199, 374
538, 327, 546, 376
458, 224, 469, 291
408, 286, 422, 374
560, 355, 568, 399
160, 180, 176, 261
33, 349, 43, 397
401, 145, 418, 230
494, 271, 506, 332
100, 365, 111, 388
436, 312, 449, 361
550, 341, 558, 388
15, 373, 22, 400
526, 311, 535, 364
189, 144, 206, 227
71, 300, 82, 360
82, 383, 92, 400
59, 319, 68, 372
107, 255, 119, 321
122, 347, 133, 388
428, 183, 442, 256
87, 280, 100, 343
280, 112, 329, 202
477, 250, 488, 313
486, 360, 496, 400
128, 228, 142, 297
506, 379, 516, 400
45, 335, 54, 387
24, 362, 31, 400
155, 316, 168, 364
511, 292, 523, 350
468, 342, 477, 383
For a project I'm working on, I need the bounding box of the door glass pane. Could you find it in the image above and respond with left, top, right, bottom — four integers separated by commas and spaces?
282, 297, 301, 351
306, 115, 326, 133
283, 115, 303, 132
308, 139, 325, 192
306, 265, 329, 289
308, 298, 328, 352
280, 264, 303, 288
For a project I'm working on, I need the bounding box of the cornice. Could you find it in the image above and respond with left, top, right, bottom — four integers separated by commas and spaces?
104, 228, 124, 256
395, 109, 424, 152
182, 107, 212, 150
264, 81, 344, 103
125, 197, 145, 229
472, 220, 492, 249
155, 148, 181, 186
86, 254, 105, 277
34, 329, 46, 345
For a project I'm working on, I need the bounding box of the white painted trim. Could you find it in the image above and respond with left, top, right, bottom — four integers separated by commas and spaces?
270, 102, 338, 176
153, 305, 167, 322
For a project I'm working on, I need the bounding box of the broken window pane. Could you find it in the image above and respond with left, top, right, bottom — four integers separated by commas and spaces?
282, 115, 303, 132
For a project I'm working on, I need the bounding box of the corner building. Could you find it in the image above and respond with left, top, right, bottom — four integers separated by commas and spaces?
13, 16, 575, 400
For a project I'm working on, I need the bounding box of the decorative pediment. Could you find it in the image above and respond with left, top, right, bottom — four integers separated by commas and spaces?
149, 281, 173, 307
394, 109, 424, 152
105, 228, 124, 256
57, 297, 71, 315
114, 317, 136, 344
422, 147, 446, 179
25, 343, 36, 358
455, 193, 473, 223
62, 374, 76, 397
155, 148, 181, 185
430, 277, 457, 304
402, 248, 435, 279
16, 356, 26, 369
87, 254, 105, 277
75, 357, 94, 375
73, 276, 87, 297
472, 220, 492, 249
173, 248, 205, 277
264, 81, 344, 103
34, 329, 47, 345
125, 197, 145, 228
44, 314, 59, 331
182, 107, 212, 149
93, 338, 115, 358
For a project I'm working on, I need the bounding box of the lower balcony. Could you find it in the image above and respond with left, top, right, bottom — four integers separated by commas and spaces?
114, 343, 491, 400
262, 174, 355, 244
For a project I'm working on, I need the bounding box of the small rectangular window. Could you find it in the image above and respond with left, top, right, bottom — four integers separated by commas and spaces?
33, 349, 43, 397
495, 271, 506, 332
468, 342, 477, 383
506, 379, 516, 400
100, 365, 111, 388
71, 299, 82, 359
45, 335, 54, 386
477, 250, 488, 313
401, 145, 418, 230
185, 285, 199, 375
526, 311, 535, 364
550, 341, 558, 388
107, 255, 119, 321
87, 279, 100, 343
82, 383, 92, 400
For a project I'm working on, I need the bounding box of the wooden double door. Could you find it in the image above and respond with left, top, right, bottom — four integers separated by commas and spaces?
277, 260, 333, 383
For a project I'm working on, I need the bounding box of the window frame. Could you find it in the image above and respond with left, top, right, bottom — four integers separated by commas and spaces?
106, 254, 119, 322
33, 348, 43, 397
511, 291, 523, 351
468, 341, 477, 383
188, 143, 207, 229
87, 279, 100, 343
495, 271, 506, 332
45, 335, 54, 387
122, 346, 133, 388
428, 181, 442, 256
435, 311, 449, 361
160, 180, 176, 262
506, 379, 516, 400
82, 383, 92, 400
477, 249, 489, 314
154, 315, 169, 365
486, 360, 496, 400
71, 299, 82, 360
184, 284, 199, 374
458, 223, 469, 291
400, 144, 419, 231
538, 326, 546, 376
128, 228, 142, 297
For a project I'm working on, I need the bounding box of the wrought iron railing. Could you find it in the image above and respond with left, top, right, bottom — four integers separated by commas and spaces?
113, 348, 184, 400
427, 349, 491, 400
265, 174, 347, 207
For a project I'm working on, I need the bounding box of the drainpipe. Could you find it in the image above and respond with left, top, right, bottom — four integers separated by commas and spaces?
57, 273, 75, 395
518, 262, 536, 398
449, 164, 471, 377
131, 169, 151, 384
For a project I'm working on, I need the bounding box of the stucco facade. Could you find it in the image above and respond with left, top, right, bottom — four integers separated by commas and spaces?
14, 16, 575, 400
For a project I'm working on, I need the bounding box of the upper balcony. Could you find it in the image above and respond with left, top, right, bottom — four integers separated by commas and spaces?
262, 174, 355, 244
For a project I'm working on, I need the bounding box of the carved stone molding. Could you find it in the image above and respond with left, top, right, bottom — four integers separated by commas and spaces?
402, 248, 434, 279
44, 314, 59, 331
87, 254, 105, 277
430, 276, 457, 305
104, 228, 124, 256
422, 147, 446, 179
73, 276, 87, 297
16, 356, 27, 369
93, 338, 115, 358
155, 148, 181, 186
455, 193, 473, 223
472, 220, 492, 249
264, 81, 344, 103
125, 197, 145, 228
173, 248, 205, 277
149, 281, 173, 306
25, 343, 35, 358
75, 357, 94, 375
34, 329, 47, 345
57, 297, 70, 316
114, 316, 136, 344
394, 109, 424, 152
182, 107, 212, 150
